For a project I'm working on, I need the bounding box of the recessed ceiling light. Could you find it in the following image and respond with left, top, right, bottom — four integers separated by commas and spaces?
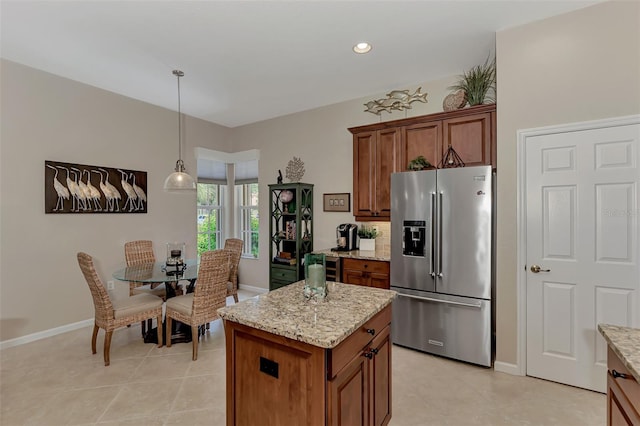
353, 42, 372, 54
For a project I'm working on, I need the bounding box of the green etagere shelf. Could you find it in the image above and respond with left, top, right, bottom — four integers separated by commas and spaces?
268, 183, 313, 291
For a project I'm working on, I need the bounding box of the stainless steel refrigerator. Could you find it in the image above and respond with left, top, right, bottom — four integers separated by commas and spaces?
390, 166, 493, 367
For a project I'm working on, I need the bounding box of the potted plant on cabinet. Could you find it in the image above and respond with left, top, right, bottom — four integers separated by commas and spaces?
358, 226, 378, 251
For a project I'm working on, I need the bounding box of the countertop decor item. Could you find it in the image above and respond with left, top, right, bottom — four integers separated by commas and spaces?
364, 86, 428, 115
358, 225, 379, 251
303, 253, 327, 300
447, 56, 496, 106
408, 155, 432, 171
442, 89, 467, 111
164, 70, 196, 191
285, 156, 305, 182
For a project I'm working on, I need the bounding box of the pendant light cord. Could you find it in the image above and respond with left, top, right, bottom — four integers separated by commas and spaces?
172, 69, 185, 171
176, 70, 182, 163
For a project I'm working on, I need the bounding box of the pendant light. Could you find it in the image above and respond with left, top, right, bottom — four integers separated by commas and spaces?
164, 69, 196, 191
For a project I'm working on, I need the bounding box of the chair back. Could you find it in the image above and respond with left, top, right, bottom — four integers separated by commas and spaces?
77, 252, 114, 324
191, 249, 231, 323
124, 240, 155, 296
223, 238, 243, 285
124, 240, 155, 266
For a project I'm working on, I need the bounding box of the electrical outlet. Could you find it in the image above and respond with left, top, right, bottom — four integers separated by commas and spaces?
107, 280, 115, 290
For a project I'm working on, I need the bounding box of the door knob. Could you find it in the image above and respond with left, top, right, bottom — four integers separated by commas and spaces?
530, 265, 551, 273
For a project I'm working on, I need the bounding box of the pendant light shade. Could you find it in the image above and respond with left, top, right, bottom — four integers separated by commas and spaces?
164, 69, 196, 191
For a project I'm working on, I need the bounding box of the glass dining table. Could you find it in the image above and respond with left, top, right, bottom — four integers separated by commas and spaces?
112, 260, 199, 344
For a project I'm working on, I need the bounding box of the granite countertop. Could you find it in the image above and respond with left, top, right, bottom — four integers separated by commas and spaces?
313, 248, 391, 262
598, 324, 640, 382
218, 281, 396, 349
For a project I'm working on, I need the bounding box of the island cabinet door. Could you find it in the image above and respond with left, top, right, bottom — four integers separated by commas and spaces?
225, 322, 326, 426
328, 351, 370, 426
370, 326, 392, 426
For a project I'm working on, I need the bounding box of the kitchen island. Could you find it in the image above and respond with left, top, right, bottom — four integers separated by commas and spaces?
218, 281, 396, 426
598, 324, 640, 425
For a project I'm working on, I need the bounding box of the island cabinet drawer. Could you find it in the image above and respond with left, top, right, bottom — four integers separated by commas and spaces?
328, 304, 391, 378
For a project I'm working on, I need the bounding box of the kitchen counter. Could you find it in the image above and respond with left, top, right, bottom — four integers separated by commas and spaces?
598, 323, 640, 382
218, 280, 396, 348
314, 247, 391, 262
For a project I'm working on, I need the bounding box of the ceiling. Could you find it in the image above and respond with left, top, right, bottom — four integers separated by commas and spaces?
1, 1, 601, 128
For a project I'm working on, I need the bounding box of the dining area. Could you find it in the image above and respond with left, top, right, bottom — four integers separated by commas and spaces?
77, 238, 243, 366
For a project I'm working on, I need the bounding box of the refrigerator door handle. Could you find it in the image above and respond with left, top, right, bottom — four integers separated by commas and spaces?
430, 191, 436, 277
397, 292, 483, 309
437, 191, 443, 278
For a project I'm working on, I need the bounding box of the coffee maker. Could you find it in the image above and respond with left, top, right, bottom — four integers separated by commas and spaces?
332, 223, 358, 251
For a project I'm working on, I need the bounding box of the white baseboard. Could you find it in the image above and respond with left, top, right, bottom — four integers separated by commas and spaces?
2, 285, 268, 350
239, 283, 268, 294
0, 318, 94, 350
494, 360, 523, 376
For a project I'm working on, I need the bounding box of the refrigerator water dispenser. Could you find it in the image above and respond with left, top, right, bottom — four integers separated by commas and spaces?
402, 220, 426, 257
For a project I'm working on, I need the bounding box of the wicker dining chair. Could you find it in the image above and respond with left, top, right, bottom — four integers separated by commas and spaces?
223, 238, 244, 303
77, 252, 163, 366
124, 240, 169, 299
124, 240, 166, 337
165, 249, 231, 360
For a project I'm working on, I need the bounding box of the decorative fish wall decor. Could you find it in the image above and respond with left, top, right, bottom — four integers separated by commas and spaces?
364, 87, 428, 115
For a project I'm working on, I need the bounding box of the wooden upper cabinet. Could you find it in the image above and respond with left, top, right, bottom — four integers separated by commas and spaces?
403, 121, 442, 170
353, 128, 402, 220
443, 112, 492, 167
353, 132, 376, 218
350, 104, 496, 222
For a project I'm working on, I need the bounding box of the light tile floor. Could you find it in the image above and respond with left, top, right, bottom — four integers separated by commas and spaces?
1, 290, 605, 425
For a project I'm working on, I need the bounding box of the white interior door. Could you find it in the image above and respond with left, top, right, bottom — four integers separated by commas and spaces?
525, 122, 639, 392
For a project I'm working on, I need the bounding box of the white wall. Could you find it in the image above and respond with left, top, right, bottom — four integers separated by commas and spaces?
0, 60, 231, 341
494, 0, 640, 366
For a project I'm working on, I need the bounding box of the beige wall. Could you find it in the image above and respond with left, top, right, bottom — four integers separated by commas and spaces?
0, 60, 231, 341
4, 1, 637, 359
0, 57, 456, 342
495, 0, 640, 365
230, 77, 457, 288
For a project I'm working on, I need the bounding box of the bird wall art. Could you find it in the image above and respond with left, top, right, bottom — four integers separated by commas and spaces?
44, 161, 147, 214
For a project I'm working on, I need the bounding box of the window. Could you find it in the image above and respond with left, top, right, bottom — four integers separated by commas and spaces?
237, 183, 259, 258
197, 183, 223, 255
196, 148, 259, 259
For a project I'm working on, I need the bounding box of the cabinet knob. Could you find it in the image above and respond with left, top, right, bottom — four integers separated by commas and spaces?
366, 328, 375, 335
612, 369, 629, 380
363, 351, 373, 359
370, 348, 379, 355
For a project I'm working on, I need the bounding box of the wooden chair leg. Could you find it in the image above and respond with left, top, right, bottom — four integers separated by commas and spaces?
206, 322, 210, 330
141, 320, 146, 337
91, 324, 99, 354
166, 316, 172, 348
104, 331, 113, 366
191, 325, 199, 361
233, 293, 239, 303
156, 315, 163, 347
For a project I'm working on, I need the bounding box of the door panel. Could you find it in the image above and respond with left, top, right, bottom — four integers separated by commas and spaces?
436, 166, 492, 299
391, 288, 492, 367
526, 123, 640, 392
390, 171, 436, 292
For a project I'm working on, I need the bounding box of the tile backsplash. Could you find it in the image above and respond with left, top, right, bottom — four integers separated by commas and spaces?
363, 222, 390, 251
